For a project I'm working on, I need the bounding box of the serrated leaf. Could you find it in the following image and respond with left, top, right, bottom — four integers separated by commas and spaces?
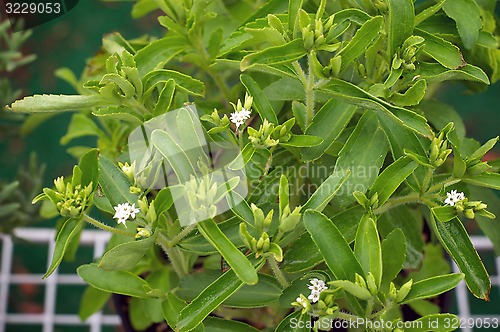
79, 148, 99, 191
442, 0, 482, 49
240, 39, 306, 71
415, 29, 464, 69
135, 36, 186, 76
8, 94, 108, 113
390, 79, 427, 107
98, 156, 138, 206
401, 273, 464, 304
143, 69, 205, 96
98, 234, 157, 271
416, 63, 489, 84
386, 0, 415, 58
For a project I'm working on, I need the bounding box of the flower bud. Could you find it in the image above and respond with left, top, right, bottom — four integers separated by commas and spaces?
355, 273, 367, 289
464, 208, 475, 219
136, 227, 151, 238
366, 272, 378, 296
396, 279, 413, 302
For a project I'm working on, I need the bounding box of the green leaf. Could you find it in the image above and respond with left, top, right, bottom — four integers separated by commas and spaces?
151, 129, 197, 184
282, 233, 323, 273
279, 174, 289, 218
77, 263, 157, 298
378, 206, 424, 269
442, 0, 482, 49
162, 292, 187, 328
431, 215, 491, 300
78, 286, 111, 321
154, 188, 173, 216
415, 0, 445, 25
415, 63, 489, 84
154, 79, 176, 116
44, 218, 83, 278
197, 219, 258, 285
354, 215, 382, 287
463, 172, 500, 190
204, 317, 260, 332
338, 16, 384, 71
291, 101, 307, 131
332, 110, 388, 207
288, 0, 303, 39
381, 229, 406, 287
404, 314, 459, 332
280, 134, 322, 148
431, 206, 456, 223
320, 78, 433, 138
468, 186, 500, 255
390, 79, 427, 107
302, 100, 355, 161
301, 168, 351, 212
240, 74, 278, 124
415, 29, 464, 69
8, 94, 108, 113
143, 69, 205, 96
468, 136, 499, 160
98, 156, 137, 206
420, 100, 466, 139
401, 273, 464, 304
135, 36, 186, 77
176, 258, 264, 332
369, 156, 418, 206
386, 0, 415, 57
79, 148, 99, 191
177, 271, 281, 308
303, 210, 364, 281
240, 39, 306, 71
275, 311, 309, 332
98, 234, 157, 271
328, 280, 372, 300
60, 114, 103, 145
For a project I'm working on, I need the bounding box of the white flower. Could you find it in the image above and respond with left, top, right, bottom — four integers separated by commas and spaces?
296, 296, 308, 308
229, 108, 251, 129
113, 203, 140, 226
444, 190, 465, 206
308, 291, 320, 303
308, 278, 327, 292
306, 278, 327, 303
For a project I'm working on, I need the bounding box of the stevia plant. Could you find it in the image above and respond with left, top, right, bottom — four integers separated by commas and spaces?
7, 0, 500, 331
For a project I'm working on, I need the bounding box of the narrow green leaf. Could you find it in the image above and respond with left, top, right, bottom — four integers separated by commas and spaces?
280, 134, 322, 148
328, 280, 372, 300
197, 219, 258, 285
135, 36, 186, 77
468, 136, 499, 160
44, 218, 83, 278
240, 39, 306, 71
282, 233, 323, 273
415, 29, 464, 69
291, 101, 307, 131
333, 110, 388, 207
154, 188, 173, 216
415, 63, 489, 84
442, 0, 482, 49
381, 229, 406, 287
302, 169, 351, 212
98, 234, 157, 271
240, 74, 278, 124
354, 215, 382, 287
154, 79, 176, 116
288, 0, 303, 38
431, 215, 491, 300
390, 79, 427, 107
8, 94, 108, 113
176, 258, 264, 332
98, 156, 137, 206
60, 114, 103, 145
302, 100, 356, 161
79, 148, 99, 191
369, 156, 418, 206
279, 174, 289, 218
204, 317, 260, 332
143, 69, 205, 96
404, 314, 459, 332
162, 292, 187, 328
401, 273, 464, 304
431, 206, 456, 223
462, 173, 500, 191
320, 78, 433, 138
78, 286, 111, 321
338, 16, 384, 71
386, 0, 415, 57
304, 210, 364, 281
77, 263, 157, 298
415, 0, 445, 25
275, 311, 309, 332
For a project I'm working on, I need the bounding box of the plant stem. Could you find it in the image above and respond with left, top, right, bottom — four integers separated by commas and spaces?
427, 176, 461, 193
373, 192, 422, 215
421, 168, 434, 193
305, 53, 316, 127
157, 233, 189, 277
268, 256, 289, 288
166, 224, 197, 247
82, 214, 136, 237
336, 311, 361, 322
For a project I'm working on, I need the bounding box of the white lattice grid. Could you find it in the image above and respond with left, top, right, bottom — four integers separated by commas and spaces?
1, 229, 499, 332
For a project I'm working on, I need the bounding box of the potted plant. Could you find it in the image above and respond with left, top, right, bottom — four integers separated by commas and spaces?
7, 0, 500, 331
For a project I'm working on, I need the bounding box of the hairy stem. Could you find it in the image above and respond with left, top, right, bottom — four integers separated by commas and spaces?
268, 256, 289, 288
373, 192, 422, 215
82, 214, 136, 237
158, 233, 189, 277
305, 53, 316, 127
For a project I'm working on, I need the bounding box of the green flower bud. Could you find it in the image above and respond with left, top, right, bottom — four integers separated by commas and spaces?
366, 272, 378, 296
136, 227, 151, 239
464, 208, 475, 219
355, 273, 367, 289
388, 282, 398, 301
279, 205, 302, 233
396, 279, 413, 302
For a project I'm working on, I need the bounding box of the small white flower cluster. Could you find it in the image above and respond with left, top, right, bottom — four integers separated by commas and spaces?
444, 190, 465, 206
113, 203, 140, 226
307, 278, 328, 303
229, 108, 251, 129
